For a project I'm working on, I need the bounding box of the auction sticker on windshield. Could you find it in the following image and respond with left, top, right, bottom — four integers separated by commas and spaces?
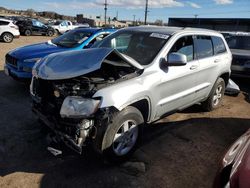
150, 33, 169, 39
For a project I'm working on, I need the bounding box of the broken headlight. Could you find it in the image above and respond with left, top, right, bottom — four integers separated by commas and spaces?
60, 96, 100, 118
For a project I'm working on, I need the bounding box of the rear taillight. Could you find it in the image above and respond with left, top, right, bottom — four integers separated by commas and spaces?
10, 25, 19, 30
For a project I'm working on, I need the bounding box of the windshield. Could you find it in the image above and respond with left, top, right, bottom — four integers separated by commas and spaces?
51, 30, 92, 48
54, 21, 62, 25
226, 35, 250, 50
94, 30, 169, 65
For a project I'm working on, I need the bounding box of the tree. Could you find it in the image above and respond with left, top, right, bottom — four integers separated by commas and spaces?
154, 19, 163, 26
26, 9, 35, 17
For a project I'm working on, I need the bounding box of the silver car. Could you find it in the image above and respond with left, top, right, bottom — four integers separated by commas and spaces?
31, 26, 232, 162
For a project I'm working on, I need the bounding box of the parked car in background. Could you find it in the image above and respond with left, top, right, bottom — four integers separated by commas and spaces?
222, 32, 250, 77
4, 28, 115, 79
50, 20, 89, 35
30, 26, 231, 162
16, 19, 55, 36
0, 18, 20, 43
214, 128, 250, 188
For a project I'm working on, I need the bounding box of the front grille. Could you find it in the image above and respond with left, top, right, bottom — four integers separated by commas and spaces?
5, 54, 18, 67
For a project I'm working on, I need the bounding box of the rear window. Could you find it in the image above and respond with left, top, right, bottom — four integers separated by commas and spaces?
194, 35, 213, 59
0, 21, 9, 26
212, 36, 226, 55
226, 35, 250, 50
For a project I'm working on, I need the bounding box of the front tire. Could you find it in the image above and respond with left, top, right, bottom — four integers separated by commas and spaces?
24, 29, 31, 36
47, 30, 54, 37
94, 106, 144, 162
2, 32, 13, 43
202, 77, 225, 111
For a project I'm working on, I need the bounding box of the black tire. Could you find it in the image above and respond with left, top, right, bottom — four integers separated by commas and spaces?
24, 29, 31, 36
2, 32, 13, 43
93, 106, 144, 163
202, 77, 225, 111
47, 30, 54, 37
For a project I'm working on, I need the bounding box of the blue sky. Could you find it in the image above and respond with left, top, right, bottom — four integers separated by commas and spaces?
1, 0, 250, 22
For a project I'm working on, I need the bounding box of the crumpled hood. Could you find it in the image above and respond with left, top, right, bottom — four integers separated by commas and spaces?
9, 42, 65, 60
36, 48, 143, 80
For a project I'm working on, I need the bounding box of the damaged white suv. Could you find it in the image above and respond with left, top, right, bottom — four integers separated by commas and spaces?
31, 26, 231, 161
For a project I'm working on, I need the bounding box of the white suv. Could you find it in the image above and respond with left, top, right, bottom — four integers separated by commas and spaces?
0, 18, 20, 43
31, 26, 232, 161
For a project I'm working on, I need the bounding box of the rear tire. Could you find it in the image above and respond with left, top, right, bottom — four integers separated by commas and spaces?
47, 30, 54, 37
202, 77, 225, 111
24, 29, 31, 36
93, 106, 144, 163
2, 32, 13, 43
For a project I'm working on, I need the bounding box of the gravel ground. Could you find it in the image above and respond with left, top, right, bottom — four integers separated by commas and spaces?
0, 36, 250, 188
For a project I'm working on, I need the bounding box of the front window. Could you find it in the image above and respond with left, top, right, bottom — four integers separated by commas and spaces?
95, 30, 169, 66
226, 35, 250, 50
32, 20, 45, 28
51, 30, 92, 48
170, 36, 194, 62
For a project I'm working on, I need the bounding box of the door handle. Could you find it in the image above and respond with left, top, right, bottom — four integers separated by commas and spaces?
214, 59, 220, 63
190, 65, 198, 70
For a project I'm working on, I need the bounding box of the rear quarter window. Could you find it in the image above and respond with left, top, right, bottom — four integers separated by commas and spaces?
212, 36, 226, 55
194, 35, 213, 59
0, 21, 9, 26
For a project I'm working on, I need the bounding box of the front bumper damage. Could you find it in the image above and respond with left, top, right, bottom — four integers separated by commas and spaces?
32, 107, 94, 154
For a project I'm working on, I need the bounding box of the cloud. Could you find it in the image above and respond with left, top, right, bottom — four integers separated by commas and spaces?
186, 1, 201, 8
43, 0, 184, 10
214, 0, 233, 5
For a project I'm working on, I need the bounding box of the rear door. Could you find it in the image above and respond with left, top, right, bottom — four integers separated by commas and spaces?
0, 20, 10, 35
193, 35, 223, 101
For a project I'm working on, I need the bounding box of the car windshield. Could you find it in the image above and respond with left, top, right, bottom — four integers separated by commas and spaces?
53, 21, 62, 25
51, 30, 93, 48
94, 30, 169, 66
226, 35, 250, 50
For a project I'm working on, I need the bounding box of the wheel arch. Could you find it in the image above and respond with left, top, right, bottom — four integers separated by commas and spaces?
1, 31, 14, 37
122, 98, 151, 123
219, 72, 230, 86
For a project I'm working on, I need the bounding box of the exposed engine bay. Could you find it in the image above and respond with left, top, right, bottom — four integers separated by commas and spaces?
31, 49, 142, 154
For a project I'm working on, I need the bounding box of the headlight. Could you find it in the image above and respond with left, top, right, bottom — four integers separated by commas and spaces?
60, 96, 101, 118
24, 58, 41, 63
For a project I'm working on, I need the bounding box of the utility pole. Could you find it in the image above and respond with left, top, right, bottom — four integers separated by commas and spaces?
144, 0, 149, 25
133, 15, 136, 26
116, 11, 118, 20
104, 0, 108, 27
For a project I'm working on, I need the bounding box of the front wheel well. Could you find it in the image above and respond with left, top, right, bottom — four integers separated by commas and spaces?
129, 99, 150, 122
219, 72, 230, 86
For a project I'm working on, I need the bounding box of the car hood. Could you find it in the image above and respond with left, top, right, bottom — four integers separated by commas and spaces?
35, 48, 143, 80
9, 41, 65, 60
231, 49, 250, 58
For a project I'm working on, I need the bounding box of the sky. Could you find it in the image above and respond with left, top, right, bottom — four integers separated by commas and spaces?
0, 0, 250, 22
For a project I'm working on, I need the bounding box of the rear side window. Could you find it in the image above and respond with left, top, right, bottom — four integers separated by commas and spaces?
0, 21, 9, 26
194, 36, 213, 59
170, 36, 194, 62
212, 36, 226, 55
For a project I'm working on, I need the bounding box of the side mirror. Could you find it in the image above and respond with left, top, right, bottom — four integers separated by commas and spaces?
163, 52, 187, 66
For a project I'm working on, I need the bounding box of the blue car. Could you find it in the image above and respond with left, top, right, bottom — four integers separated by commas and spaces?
4, 27, 116, 79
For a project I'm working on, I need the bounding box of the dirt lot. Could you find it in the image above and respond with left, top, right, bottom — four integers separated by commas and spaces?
0, 36, 250, 188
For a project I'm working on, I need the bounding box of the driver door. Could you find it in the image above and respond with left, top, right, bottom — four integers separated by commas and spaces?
155, 35, 199, 118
